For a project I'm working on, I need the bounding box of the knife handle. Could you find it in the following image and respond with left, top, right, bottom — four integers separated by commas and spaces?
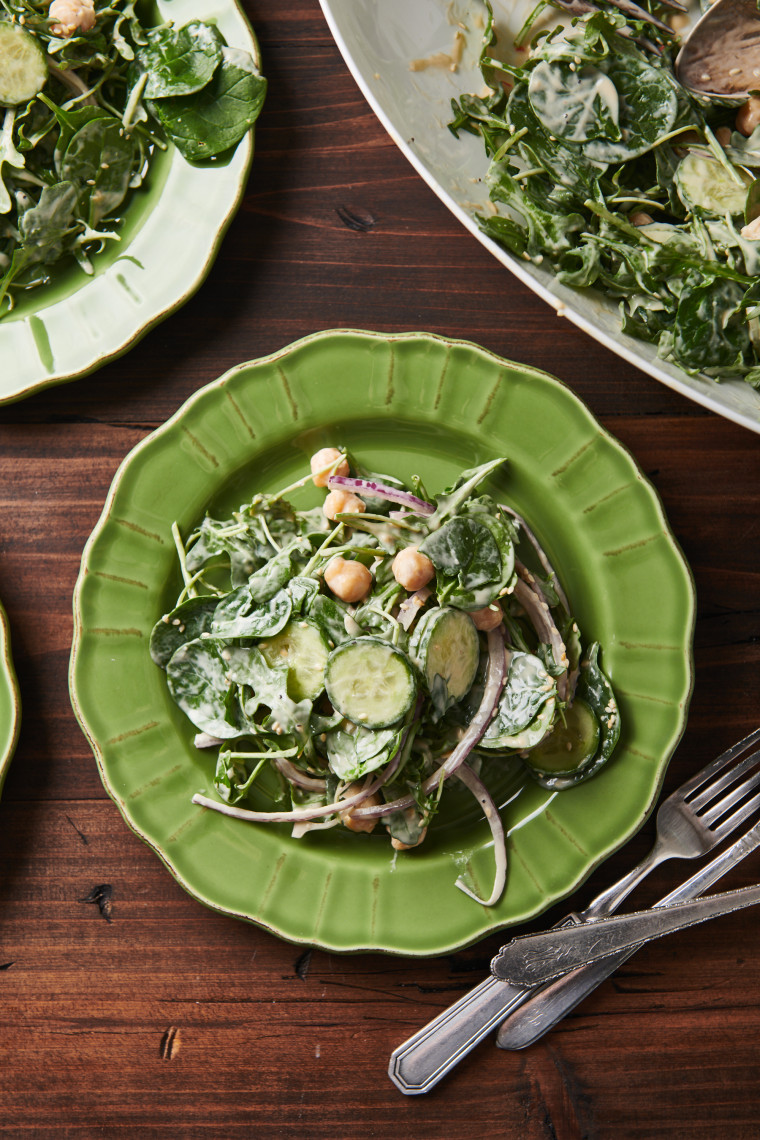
388, 974, 533, 1095
496, 945, 637, 1050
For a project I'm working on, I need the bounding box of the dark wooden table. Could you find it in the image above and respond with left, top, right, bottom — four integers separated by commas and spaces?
1, 3, 759, 1136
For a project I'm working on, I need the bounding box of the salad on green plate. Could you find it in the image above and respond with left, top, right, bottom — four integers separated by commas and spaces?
154, 450, 621, 909
0, 0, 265, 404
70, 330, 694, 955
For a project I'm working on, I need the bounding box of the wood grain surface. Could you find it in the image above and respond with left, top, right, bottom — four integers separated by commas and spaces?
1, 3, 760, 1137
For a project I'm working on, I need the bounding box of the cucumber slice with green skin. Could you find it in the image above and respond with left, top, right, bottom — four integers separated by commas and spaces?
0, 23, 48, 107
259, 620, 329, 702
409, 606, 479, 716
523, 698, 600, 777
524, 643, 621, 790
325, 637, 417, 728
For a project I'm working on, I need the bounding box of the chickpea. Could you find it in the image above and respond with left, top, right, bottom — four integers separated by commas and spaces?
49, 0, 96, 36
741, 216, 760, 241
629, 212, 653, 228
324, 556, 372, 603
392, 545, 435, 591
470, 603, 503, 631
391, 827, 428, 851
310, 447, 349, 487
339, 785, 380, 833
715, 125, 732, 148
323, 488, 365, 521
736, 95, 760, 138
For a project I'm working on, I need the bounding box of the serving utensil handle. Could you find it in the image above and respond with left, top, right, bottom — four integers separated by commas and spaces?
388, 975, 533, 1095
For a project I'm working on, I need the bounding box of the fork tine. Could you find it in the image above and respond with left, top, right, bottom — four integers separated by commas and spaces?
676, 728, 760, 800
710, 789, 760, 841
688, 747, 760, 812
700, 763, 760, 826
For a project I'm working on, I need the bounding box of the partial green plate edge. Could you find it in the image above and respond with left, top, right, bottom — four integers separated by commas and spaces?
0, 0, 258, 407
68, 328, 696, 955
0, 601, 21, 801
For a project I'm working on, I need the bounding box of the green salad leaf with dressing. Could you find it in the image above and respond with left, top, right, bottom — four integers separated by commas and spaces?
449, 2, 760, 385
152, 448, 621, 906
0, 0, 266, 315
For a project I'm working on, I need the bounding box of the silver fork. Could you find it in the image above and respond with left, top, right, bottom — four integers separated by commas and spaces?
388, 727, 760, 1095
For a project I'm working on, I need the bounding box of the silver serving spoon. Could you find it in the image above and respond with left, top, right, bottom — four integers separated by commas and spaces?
675, 0, 760, 99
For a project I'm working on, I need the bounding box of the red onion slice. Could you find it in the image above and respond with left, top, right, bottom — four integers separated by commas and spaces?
327, 475, 434, 515
192, 738, 402, 824
454, 763, 508, 907
274, 757, 326, 792
352, 625, 507, 818
513, 574, 571, 702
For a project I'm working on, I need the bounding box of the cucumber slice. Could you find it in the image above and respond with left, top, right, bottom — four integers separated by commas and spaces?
0, 23, 48, 107
325, 637, 417, 728
409, 606, 479, 715
259, 620, 329, 702
524, 698, 600, 777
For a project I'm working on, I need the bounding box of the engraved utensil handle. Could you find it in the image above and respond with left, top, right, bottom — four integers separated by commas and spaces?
497, 815, 760, 1050
388, 975, 535, 1095
491, 882, 760, 988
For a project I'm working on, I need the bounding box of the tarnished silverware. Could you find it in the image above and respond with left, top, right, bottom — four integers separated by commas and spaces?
491, 879, 760, 986
388, 728, 760, 1095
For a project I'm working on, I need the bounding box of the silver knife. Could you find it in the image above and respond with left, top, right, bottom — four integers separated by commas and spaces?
490, 881, 760, 987
496, 814, 760, 1049
388, 817, 760, 1095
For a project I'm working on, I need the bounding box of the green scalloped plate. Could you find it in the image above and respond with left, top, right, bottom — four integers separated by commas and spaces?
0, 600, 21, 801
69, 330, 695, 956
0, 0, 259, 406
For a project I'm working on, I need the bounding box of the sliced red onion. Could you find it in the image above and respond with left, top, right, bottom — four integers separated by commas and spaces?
352, 626, 507, 818
454, 763, 507, 907
274, 757, 326, 792
513, 573, 571, 702
397, 586, 431, 631
192, 741, 402, 824
327, 475, 434, 515
503, 505, 571, 615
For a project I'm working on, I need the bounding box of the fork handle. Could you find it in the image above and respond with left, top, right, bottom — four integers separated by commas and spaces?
582, 843, 666, 918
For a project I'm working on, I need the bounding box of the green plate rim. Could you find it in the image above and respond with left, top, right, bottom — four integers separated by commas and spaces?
0, 599, 21, 801
0, 0, 259, 407
69, 328, 696, 956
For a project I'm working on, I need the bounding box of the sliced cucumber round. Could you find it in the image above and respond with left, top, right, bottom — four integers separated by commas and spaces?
0, 23, 48, 107
409, 605, 479, 711
325, 637, 417, 728
524, 698, 600, 777
259, 619, 329, 702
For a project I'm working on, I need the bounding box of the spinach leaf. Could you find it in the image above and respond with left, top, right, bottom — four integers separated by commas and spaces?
166, 637, 243, 739
146, 47, 267, 161
135, 21, 224, 99
326, 724, 403, 781
421, 504, 514, 610
17, 182, 78, 263
482, 652, 556, 745
212, 584, 292, 640
59, 114, 139, 226
150, 595, 218, 667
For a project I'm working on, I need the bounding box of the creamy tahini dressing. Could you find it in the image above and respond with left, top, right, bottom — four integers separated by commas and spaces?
528, 60, 620, 143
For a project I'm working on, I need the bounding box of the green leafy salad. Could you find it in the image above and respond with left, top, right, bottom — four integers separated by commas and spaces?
151, 448, 621, 906
0, 0, 266, 314
450, 1, 760, 386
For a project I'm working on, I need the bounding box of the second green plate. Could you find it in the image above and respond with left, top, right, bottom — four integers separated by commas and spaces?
69, 330, 695, 955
